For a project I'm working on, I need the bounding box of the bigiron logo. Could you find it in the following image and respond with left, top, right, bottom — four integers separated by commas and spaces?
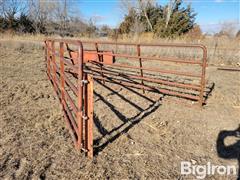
180, 161, 237, 179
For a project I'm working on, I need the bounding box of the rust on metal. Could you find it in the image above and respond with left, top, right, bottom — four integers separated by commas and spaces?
45, 38, 207, 158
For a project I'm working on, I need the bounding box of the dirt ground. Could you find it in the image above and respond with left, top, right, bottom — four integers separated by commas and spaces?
0, 41, 239, 180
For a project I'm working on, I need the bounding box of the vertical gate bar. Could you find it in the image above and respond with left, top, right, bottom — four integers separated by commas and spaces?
137, 44, 145, 93
48, 41, 52, 80
48, 41, 53, 81
51, 41, 58, 94
77, 41, 84, 149
60, 42, 66, 113
60, 42, 77, 146
199, 46, 207, 106
46, 41, 50, 79
87, 74, 93, 158
60, 42, 79, 148
48, 41, 52, 78
95, 42, 105, 84
44, 41, 47, 69
65, 43, 75, 65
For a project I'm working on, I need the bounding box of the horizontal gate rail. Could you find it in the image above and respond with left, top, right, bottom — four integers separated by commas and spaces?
84, 66, 201, 90
85, 51, 203, 64
45, 38, 207, 158
89, 60, 202, 78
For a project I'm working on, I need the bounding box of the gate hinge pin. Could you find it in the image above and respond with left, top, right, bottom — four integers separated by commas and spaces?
81, 148, 89, 152
81, 80, 89, 86
82, 115, 89, 120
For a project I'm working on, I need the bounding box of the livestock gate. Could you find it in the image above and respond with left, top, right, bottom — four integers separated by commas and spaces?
45, 39, 207, 158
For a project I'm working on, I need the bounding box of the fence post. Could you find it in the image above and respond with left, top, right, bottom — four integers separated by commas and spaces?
137, 44, 145, 93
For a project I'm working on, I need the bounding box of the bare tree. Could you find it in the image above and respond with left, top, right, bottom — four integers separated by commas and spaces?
219, 21, 239, 38
54, 0, 79, 35
1, 0, 27, 18
28, 0, 78, 34
165, 0, 174, 28
28, 0, 54, 33
165, 0, 181, 29
119, 0, 155, 32
119, 0, 134, 13
0, 0, 27, 31
131, 17, 145, 35
138, 0, 154, 32
0, 0, 4, 16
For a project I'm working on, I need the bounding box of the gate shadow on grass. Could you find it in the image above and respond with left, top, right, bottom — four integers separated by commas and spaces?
216, 126, 240, 180
93, 81, 163, 155
204, 82, 215, 104
92, 79, 215, 155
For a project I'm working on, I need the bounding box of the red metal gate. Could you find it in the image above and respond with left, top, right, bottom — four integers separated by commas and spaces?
45, 39, 207, 158
45, 39, 93, 158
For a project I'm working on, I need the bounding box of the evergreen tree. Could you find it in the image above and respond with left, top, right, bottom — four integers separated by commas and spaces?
119, 0, 196, 38
139, 3, 163, 32
154, 1, 196, 37
119, 8, 137, 34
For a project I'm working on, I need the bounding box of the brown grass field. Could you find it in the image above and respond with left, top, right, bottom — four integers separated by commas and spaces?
0, 38, 239, 179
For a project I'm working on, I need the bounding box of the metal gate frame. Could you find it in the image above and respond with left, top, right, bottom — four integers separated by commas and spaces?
81, 41, 207, 106
45, 39, 93, 158
45, 39, 207, 158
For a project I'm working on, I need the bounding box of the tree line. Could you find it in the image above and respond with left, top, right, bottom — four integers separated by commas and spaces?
1, 0, 238, 39
0, 0, 199, 38
0, 0, 93, 36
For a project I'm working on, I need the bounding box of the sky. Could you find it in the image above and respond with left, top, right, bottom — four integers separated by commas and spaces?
78, 0, 240, 34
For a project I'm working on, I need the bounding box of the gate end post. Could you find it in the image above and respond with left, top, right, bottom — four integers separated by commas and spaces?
199, 45, 207, 107
86, 74, 94, 158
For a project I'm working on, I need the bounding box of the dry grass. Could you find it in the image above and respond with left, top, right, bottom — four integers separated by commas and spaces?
0, 44, 239, 179
0, 33, 239, 66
